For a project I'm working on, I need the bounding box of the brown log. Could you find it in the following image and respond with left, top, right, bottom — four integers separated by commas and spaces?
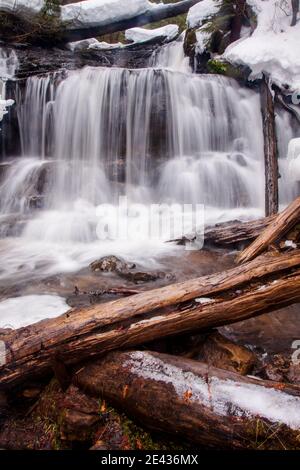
75, 350, 300, 449
237, 197, 300, 264
2, 250, 300, 389
261, 75, 279, 216
171, 216, 274, 248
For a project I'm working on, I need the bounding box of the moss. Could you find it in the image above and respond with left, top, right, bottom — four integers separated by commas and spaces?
207, 59, 229, 75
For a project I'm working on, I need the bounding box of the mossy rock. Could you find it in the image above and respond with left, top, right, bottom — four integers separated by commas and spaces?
207, 59, 250, 82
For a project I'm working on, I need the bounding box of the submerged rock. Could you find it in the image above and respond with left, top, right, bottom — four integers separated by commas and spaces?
89, 255, 135, 273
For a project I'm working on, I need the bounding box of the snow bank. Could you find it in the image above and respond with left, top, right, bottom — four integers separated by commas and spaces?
0, 0, 44, 14
0, 294, 70, 329
126, 351, 300, 430
61, 0, 152, 29
187, 0, 221, 28
223, 0, 300, 91
0, 98, 14, 123
125, 24, 179, 43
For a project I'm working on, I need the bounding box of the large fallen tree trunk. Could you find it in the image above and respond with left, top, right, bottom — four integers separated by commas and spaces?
2, 250, 300, 389
237, 196, 300, 264
75, 350, 300, 449
171, 216, 274, 248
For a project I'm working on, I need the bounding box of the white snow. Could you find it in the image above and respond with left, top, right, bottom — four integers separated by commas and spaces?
285, 240, 297, 249
125, 24, 179, 43
0, 0, 44, 14
61, 0, 152, 29
195, 297, 215, 304
0, 294, 70, 329
126, 351, 300, 430
187, 0, 221, 29
0, 98, 14, 123
222, 0, 300, 91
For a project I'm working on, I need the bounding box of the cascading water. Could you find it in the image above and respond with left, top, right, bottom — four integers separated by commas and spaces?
0, 42, 271, 284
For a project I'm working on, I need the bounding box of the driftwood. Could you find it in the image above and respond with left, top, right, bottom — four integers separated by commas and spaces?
2, 250, 300, 389
237, 196, 300, 264
261, 76, 279, 216
171, 216, 274, 248
75, 350, 300, 449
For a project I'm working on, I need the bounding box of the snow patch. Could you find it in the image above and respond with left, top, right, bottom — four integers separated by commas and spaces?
222, 0, 300, 91
195, 297, 215, 304
0, 0, 44, 14
125, 24, 179, 43
61, 0, 151, 29
0, 294, 70, 329
126, 351, 300, 430
187, 0, 221, 28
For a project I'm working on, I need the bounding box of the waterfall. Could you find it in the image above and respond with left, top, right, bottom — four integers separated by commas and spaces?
14, 67, 264, 210
0, 61, 268, 281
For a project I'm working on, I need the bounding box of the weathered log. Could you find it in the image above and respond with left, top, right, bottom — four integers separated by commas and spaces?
237, 197, 300, 264
2, 250, 300, 389
171, 216, 274, 248
261, 75, 279, 216
75, 350, 300, 449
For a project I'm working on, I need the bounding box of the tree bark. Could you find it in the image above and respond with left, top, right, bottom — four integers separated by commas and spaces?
237, 196, 300, 264
2, 250, 300, 389
171, 215, 275, 248
261, 75, 279, 217
74, 350, 300, 449
291, 0, 299, 26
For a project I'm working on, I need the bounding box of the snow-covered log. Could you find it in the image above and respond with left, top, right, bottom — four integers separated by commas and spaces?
75, 350, 300, 449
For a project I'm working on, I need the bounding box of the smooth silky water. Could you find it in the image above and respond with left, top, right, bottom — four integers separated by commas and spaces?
0, 41, 296, 294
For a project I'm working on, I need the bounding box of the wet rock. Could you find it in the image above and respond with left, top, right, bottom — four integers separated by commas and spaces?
90, 255, 135, 273
287, 364, 300, 385
60, 409, 100, 442
259, 354, 290, 382
193, 331, 256, 375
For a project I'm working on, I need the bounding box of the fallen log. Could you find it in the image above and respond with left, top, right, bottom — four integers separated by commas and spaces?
61, 0, 203, 43
170, 216, 274, 248
0, 0, 203, 44
2, 250, 300, 389
75, 350, 300, 449
261, 75, 279, 217
237, 197, 300, 264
